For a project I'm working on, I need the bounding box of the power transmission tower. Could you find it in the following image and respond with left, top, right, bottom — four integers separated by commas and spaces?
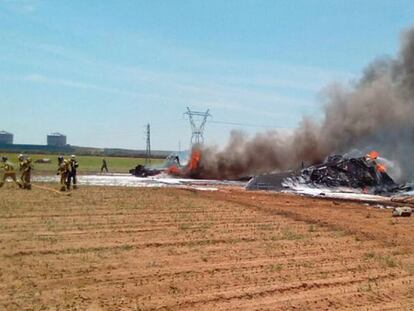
184, 107, 212, 147
145, 123, 151, 165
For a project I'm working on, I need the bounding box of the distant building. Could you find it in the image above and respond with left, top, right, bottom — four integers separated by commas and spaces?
47, 132, 67, 147
0, 131, 13, 144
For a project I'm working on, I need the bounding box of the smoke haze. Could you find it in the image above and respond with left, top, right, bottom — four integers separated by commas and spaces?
199, 27, 414, 181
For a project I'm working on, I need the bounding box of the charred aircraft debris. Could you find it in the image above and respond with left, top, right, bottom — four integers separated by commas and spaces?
247, 151, 412, 195
130, 147, 411, 196
129, 149, 201, 178
129, 165, 161, 177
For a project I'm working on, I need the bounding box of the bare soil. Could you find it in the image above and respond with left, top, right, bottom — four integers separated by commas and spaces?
0, 184, 413, 310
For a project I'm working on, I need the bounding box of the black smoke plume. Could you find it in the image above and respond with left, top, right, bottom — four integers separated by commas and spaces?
199, 27, 414, 181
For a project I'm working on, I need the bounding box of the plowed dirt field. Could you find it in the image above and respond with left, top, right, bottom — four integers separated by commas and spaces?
0, 185, 413, 310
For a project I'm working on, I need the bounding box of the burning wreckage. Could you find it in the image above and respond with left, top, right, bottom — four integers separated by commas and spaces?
130, 147, 411, 197
247, 151, 412, 195
129, 149, 202, 178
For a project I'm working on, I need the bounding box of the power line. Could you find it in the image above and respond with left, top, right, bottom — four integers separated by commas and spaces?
210, 120, 277, 129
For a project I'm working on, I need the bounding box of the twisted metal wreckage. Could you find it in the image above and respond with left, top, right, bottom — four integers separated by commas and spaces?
247, 151, 412, 195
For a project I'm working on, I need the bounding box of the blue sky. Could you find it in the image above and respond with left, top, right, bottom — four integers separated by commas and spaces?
1, 0, 413, 150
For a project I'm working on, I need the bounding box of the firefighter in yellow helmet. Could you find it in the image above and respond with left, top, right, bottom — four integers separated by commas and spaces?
57, 156, 71, 191
18, 154, 33, 190
0, 156, 21, 188
67, 155, 79, 190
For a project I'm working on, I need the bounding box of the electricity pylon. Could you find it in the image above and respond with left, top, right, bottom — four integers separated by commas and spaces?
184, 107, 211, 147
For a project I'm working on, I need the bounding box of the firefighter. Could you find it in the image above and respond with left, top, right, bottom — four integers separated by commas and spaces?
57, 156, 71, 191
58, 155, 64, 166
18, 154, 32, 190
101, 158, 108, 173
67, 155, 79, 190
0, 156, 20, 188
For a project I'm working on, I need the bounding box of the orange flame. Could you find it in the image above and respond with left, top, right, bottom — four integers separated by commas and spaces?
188, 149, 201, 172
167, 148, 202, 177
376, 163, 387, 173
366, 150, 379, 160
167, 165, 181, 176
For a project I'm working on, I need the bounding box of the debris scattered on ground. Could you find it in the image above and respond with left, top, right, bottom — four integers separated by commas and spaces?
246, 171, 292, 191
129, 165, 161, 177
247, 152, 412, 196
391, 195, 414, 205
392, 206, 412, 217
284, 153, 404, 194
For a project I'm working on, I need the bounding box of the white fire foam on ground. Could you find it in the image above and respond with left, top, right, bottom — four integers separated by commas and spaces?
30, 173, 413, 202
281, 180, 392, 202
33, 173, 245, 191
